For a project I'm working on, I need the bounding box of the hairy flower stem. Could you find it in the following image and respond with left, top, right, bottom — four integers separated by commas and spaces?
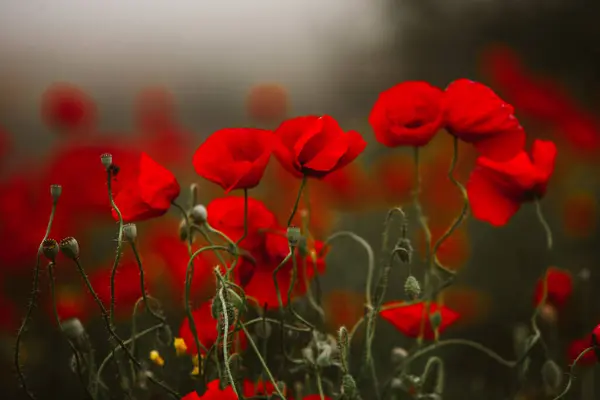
287, 175, 307, 227
240, 321, 287, 399
15, 195, 58, 400
237, 188, 249, 245
218, 287, 240, 398
48, 263, 93, 399
72, 258, 179, 399
106, 169, 125, 325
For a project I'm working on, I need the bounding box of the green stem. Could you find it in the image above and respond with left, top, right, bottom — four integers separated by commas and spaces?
287, 175, 307, 227
15, 197, 58, 400
48, 263, 93, 399
316, 370, 325, 400
535, 198, 553, 250
106, 169, 125, 325
218, 288, 240, 398
273, 250, 293, 311
237, 189, 249, 245
171, 201, 193, 256
239, 322, 287, 399
552, 347, 594, 400
130, 242, 168, 326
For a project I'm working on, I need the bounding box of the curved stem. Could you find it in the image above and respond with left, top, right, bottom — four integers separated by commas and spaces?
130, 242, 168, 326
185, 245, 230, 356
15, 197, 58, 400
287, 175, 307, 227
171, 201, 193, 256
106, 169, 125, 324
73, 258, 179, 398
48, 263, 93, 399
273, 250, 293, 311
316, 370, 325, 400
552, 347, 594, 400
237, 188, 249, 245
535, 198, 553, 250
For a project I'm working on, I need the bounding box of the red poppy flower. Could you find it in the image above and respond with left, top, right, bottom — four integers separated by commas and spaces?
591, 324, 600, 361
206, 196, 278, 252
243, 231, 327, 308
568, 337, 596, 367
533, 267, 573, 310
193, 128, 273, 193
41, 83, 96, 133
562, 191, 597, 238
242, 379, 283, 398
48, 287, 90, 323
111, 152, 180, 222
466, 139, 557, 226
179, 301, 245, 356
369, 81, 444, 147
380, 301, 460, 340
181, 380, 237, 400
443, 79, 525, 161
246, 83, 289, 124
273, 115, 366, 178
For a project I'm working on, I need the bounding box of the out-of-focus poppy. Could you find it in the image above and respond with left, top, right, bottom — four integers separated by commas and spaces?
246, 83, 289, 124
322, 289, 365, 336
369, 151, 414, 207
439, 286, 490, 327
420, 225, 471, 271
41, 83, 97, 133
561, 191, 597, 238
567, 337, 596, 367
181, 379, 237, 399
533, 267, 573, 310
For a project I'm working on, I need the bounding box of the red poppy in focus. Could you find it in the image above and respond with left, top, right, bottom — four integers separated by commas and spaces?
41, 83, 96, 133
380, 301, 460, 340
111, 152, 180, 222
193, 128, 274, 193
242, 231, 327, 308
369, 81, 444, 147
246, 83, 289, 124
273, 115, 366, 178
443, 79, 525, 161
179, 301, 246, 356
533, 267, 573, 310
568, 337, 596, 367
182, 380, 237, 400
206, 196, 278, 252
466, 139, 557, 226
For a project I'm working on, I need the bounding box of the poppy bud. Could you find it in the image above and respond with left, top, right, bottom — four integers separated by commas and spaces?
341, 374, 359, 398
211, 293, 236, 328
391, 346, 408, 365
429, 310, 442, 331
254, 319, 272, 339
42, 238, 59, 262
190, 204, 208, 225
286, 226, 302, 247
179, 219, 190, 242
59, 237, 80, 260
390, 377, 403, 390
50, 184, 62, 202
394, 238, 413, 264
541, 359, 562, 394
123, 223, 137, 242
100, 153, 113, 169
60, 318, 86, 339
404, 275, 421, 300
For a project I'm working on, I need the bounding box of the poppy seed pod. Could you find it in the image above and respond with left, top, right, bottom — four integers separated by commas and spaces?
42, 238, 59, 262
178, 219, 190, 242
59, 237, 80, 259
286, 226, 302, 247
123, 223, 137, 242
190, 204, 208, 225
254, 319, 272, 339
50, 184, 62, 202
341, 374, 360, 398
404, 275, 421, 300
60, 318, 86, 340
100, 152, 113, 169
391, 346, 408, 365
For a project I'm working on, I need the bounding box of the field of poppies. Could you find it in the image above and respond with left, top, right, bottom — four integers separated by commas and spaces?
1, 45, 600, 400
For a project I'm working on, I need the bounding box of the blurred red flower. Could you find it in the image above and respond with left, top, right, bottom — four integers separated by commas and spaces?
369, 152, 414, 207
111, 152, 180, 222
273, 115, 366, 178
380, 301, 460, 340
533, 267, 573, 310
467, 139, 557, 226
41, 83, 96, 133
242, 379, 282, 398
89, 260, 145, 319
182, 380, 236, 399
0, 292, 17, 332
561, 191, 597, 238
369, 81, 444, 147
567, 337, 596, 367
443, 79, 525, 161
246, 83, 289, 124
193, 128, 274, 193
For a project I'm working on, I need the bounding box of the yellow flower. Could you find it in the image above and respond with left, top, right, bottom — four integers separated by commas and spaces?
149, 350, 165, 367
174, 337, 188, 356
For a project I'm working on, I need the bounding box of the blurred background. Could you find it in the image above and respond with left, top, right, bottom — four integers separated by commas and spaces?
1, 0, 600, 399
